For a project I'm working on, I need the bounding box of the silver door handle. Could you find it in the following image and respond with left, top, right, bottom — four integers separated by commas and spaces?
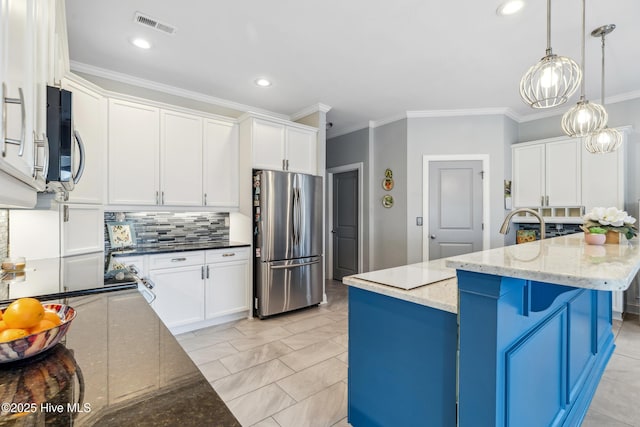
72, 130, 86, 184
430, 235, 436, 239
270, 259, 321, 270
3, 84, 26, 157
331, 230, 337, 234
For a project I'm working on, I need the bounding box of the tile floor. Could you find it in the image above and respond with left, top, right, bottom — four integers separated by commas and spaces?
177, 280, 640, 427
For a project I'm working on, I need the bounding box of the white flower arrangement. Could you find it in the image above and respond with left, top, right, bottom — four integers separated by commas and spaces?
581, 207, 638, 240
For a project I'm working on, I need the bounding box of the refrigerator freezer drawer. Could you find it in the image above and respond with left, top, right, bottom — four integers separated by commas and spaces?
256, 256, 323, 318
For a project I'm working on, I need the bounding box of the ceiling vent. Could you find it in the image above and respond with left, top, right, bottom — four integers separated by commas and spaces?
134, 12, 176, 35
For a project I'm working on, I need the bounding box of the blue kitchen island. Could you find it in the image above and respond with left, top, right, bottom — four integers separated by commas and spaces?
343, 234, 640, 427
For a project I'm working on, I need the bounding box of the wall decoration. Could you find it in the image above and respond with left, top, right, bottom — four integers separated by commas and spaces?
385, 168, 393, 179
382, 177, 394, 191
382, 195, 394, 208
504, 180, 512, 210
106, 221, 136, 249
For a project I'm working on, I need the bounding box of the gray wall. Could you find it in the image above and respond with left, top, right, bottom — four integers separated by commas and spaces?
372, 120, 408, 269
518, 97, 640, 314
326, 127, 371, 272
406, 115, 516, 263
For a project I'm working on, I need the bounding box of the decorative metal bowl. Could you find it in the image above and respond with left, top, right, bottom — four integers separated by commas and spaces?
0, 304, 76, 363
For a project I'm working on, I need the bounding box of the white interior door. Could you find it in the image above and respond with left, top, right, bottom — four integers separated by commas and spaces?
428, 160, 483, 260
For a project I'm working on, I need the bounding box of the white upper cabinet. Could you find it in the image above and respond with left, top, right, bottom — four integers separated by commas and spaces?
108, 99, 160, 205
285, 126, 316, 174
244, 116, 318, 175
63, 79, 106, 204
251, 119, 286, 170
512, 138, 581, 208
0, 0, 40, 189
160, 110, 203, 206
581, 134, 626, 212
545, 139, 581, 206
203, 119, 239, 207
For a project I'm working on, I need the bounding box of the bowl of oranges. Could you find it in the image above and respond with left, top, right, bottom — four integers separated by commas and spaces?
0, 298, 76, 363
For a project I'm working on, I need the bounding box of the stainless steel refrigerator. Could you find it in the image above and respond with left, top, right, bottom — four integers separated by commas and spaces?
253, 170, 323, 318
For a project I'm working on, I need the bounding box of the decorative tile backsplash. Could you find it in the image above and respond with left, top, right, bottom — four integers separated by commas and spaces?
0, 210, 7, 259
104, 211, 229, 252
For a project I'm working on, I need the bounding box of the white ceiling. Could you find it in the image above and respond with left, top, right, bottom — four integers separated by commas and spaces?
65, 0, 640, 137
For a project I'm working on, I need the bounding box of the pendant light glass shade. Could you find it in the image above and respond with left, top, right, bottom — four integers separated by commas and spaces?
519, 0, 581, 109
561, 98, 607, 137
561, 0, 607, 138
584, 24, 621, 154
584, 127, 622, 153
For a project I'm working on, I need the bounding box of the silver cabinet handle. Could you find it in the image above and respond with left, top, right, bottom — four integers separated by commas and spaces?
545, 195, 549, 206
72, 130, 86, 184
204, 193, 207, 205
222, 253, 236, 257
171, 257, 187, 262
63, 205, 69, 222
282, 159, 286, 170
206, 265, 210, 279
155, 191, 159, 205
286, 159, 289, 170
161, 191, 165, 205
201, 266, 205, 280
540, 196, 544, 206
2, 84, 26, 157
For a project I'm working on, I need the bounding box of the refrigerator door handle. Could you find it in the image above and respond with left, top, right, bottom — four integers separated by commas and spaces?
270, 259, 321, 269
292, 187, 300, 247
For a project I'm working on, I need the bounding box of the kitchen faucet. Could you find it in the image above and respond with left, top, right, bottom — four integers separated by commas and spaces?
499, 208, 546, 240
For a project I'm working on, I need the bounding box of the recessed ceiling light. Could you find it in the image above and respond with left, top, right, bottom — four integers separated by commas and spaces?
131, 38, 152, 49
255, 78, 272, 87
496, 0, 525, 16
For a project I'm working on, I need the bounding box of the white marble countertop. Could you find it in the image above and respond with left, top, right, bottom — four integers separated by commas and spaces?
446, 233, 640, 291
342, 259, 458, 313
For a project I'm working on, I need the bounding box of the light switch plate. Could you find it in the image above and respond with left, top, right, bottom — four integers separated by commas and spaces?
416, 217, 423, 226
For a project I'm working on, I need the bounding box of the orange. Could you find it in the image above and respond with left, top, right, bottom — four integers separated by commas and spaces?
3, 298, 45, 329
0, 320, 7, 332
28, 319, 56, 334
0, 329, 28, 342
42, 310, 62, 326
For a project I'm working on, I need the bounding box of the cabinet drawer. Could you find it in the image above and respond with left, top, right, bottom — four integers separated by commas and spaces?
206, 247, 249, 263
148, 251, 205, 270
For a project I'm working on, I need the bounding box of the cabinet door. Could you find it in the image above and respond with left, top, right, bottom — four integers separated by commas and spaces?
206, 260, 249, 318
286, 126, 317, 174
108, 99, 159, 205
582, 143, 624, 212
108, 291, 159, 404
160, 110, 203, 206
60, 204, 104, 256
252, 119, 286, 170
203, 119, 239, 207
63, 80, 106, 204
149, 265, 205, 328
512, 144, 545, 207
0, 0, 37, 184
546, 139, 581, 206
61, 252, 104, 291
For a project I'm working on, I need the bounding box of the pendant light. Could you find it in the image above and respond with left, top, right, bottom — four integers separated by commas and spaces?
519, 0, 581, 109
584, 24, 622, 154
561, 0, 607, 137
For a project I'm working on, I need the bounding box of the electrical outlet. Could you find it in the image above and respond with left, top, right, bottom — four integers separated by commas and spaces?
416, 217, 423, 226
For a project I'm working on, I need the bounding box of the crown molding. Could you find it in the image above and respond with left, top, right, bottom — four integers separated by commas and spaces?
370, 112, 409, 128
70, 61, 289, 120
290, 103, 332, 121
406, 107, 521, 121
327, 122, 372, 139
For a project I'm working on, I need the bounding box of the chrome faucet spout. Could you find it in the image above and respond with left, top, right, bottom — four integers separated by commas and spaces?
499, 208, 546, 239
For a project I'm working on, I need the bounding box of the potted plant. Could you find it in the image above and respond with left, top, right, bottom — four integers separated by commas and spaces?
580, 207, 638, 244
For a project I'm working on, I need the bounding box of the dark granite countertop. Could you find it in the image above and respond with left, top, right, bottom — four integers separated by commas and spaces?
0, 290, 240, 426
109, 241, 250, 257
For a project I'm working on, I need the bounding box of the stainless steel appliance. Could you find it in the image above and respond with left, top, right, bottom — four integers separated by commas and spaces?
253, 170, 323, 318
46, 85, 85, 192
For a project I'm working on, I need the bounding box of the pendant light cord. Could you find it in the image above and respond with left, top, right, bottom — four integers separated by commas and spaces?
579, 0, 586, 99
600, 34, 606, 105
545, 0, 552, 54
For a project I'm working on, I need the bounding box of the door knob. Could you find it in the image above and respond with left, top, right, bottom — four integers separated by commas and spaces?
430, 235, 436, 239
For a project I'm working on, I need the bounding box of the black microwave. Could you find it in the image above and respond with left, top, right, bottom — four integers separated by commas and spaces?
46, 85, 84, 192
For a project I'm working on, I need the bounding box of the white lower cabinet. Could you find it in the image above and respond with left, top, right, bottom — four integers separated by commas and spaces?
144, 248, 250, 332
150, 263, 206, 329
205, 248, 249, 318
